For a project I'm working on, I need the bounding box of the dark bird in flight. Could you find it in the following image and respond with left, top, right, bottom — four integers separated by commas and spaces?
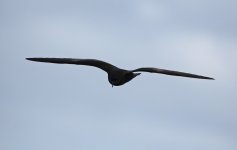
26, 58, 214, 87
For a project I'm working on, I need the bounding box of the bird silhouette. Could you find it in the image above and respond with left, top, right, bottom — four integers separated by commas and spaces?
26, 58, 214, 87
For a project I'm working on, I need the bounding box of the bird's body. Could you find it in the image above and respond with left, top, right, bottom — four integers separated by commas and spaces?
107, 69, 141, 86
26, 58, 214, 86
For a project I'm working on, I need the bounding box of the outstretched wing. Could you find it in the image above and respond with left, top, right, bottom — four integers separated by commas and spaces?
26, 58, 118, 73
132, 67, 214, 80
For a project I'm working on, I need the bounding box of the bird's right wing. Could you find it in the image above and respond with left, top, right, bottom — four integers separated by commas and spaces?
26, 58, 118, 73
132, 67, 214, 80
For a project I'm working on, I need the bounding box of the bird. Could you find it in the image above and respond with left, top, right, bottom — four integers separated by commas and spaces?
26, 58, 214, 87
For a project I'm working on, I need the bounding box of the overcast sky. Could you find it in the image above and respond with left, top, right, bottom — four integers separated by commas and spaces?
1, 0, 237, 150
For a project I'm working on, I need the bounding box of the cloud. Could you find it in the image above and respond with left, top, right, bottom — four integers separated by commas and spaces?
1, 0, 237, 150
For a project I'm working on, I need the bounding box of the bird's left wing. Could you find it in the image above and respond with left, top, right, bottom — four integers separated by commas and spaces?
26, 58, 118, 73
132, 67, 214, 80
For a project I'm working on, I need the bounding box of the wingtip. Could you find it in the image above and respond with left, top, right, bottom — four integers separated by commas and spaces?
26, 58, 33, 61
198, 75, 215, 80
205, 77, 215, 80
26, 58, 39, 61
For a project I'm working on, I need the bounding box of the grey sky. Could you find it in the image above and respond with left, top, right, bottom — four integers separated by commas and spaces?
1, 0, 237, 150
